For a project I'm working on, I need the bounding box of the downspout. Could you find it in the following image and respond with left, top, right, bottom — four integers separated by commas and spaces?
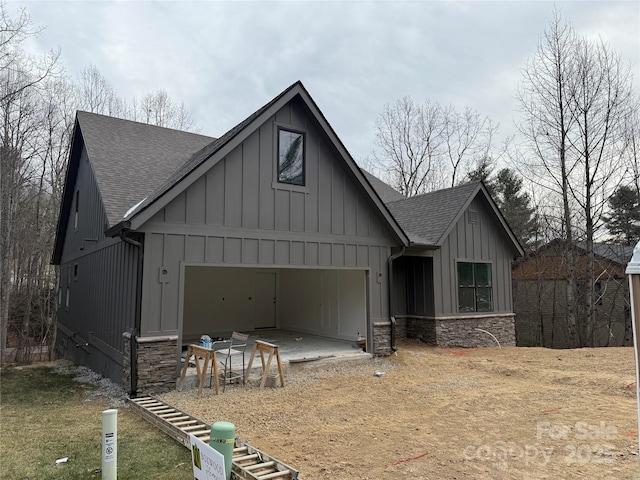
388, 247, 405, 352
120, 230, 143, 396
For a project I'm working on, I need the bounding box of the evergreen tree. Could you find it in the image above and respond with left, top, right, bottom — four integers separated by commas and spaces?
493, 169, 538, 251
466, 156, 496, 196
604, 184, 640, 245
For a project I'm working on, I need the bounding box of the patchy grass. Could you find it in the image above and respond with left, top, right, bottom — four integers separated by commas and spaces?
0, 364, 192, 480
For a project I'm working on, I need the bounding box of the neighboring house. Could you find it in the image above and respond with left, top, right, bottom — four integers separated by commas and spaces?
512, 240, 633, 348
52, 81, 523, 394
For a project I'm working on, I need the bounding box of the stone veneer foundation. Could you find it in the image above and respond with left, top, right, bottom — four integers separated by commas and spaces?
396, 314, 516, 348
123, 332, 178, 395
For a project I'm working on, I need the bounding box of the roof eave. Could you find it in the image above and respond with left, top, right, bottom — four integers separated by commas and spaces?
51, 117, 83, 265
104, 220, 132, 238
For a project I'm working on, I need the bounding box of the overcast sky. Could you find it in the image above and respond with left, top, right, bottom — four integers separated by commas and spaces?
11, 1, 640, 164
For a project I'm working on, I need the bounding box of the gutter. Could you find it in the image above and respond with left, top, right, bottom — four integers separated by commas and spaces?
106, 220, 131, 238
387, 246, 405, 352
119, 229, 143, 396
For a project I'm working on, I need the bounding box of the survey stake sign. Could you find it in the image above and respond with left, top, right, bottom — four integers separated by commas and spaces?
190, 435, 226, 480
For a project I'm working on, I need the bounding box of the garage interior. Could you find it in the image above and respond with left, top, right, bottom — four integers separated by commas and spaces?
181, 266, 370, 363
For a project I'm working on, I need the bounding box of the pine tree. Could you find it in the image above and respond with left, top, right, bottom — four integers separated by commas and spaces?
605, 185, 640, 245
493, 169, 538, 251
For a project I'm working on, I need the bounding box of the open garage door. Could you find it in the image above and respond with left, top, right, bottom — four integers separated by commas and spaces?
182, 266, 367, 343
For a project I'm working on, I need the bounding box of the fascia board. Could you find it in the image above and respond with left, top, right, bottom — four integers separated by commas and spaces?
51, 118, 82, 264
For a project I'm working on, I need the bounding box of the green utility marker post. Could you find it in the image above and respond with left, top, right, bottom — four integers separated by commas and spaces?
210, 421, 235, 480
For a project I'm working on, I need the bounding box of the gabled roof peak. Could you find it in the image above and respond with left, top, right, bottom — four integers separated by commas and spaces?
385, 180, 523, 256
75, 80, 409, 247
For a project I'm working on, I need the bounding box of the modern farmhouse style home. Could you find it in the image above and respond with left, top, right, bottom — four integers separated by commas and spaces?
52, 81, 523, 394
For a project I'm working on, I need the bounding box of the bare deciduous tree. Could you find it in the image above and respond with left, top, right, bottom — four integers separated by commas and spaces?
78, 64, 124, 117
135, 88, 195, 130
442, 105, 497, 188
516, 10, 579, 346
373, 97, 496, 195
0, 3, 59, 360
0, 4, 199, 364
567, 36, 635, 343
373, 97, 445, 196
515, 9, 636, 347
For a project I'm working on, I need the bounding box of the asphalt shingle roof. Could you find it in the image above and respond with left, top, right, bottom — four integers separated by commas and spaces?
386, 181, 482, 246
361, 170, 406, 203
576, 242, 634, 265
77, 111, 214, 226
75, 86, 504, 254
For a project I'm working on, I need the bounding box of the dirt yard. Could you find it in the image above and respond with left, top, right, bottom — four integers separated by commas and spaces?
160, 340, 640, 479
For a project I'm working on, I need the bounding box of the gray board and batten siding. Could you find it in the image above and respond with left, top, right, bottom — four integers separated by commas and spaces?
432, 193, 517, 316
55, 143, 138, 383
138, 96, 401, 346
388, 182, 521, 318
52, 114, 217, 383
387, 182, 523, 348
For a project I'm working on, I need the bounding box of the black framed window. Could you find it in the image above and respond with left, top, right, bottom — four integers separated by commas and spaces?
277, 128, 305, 186
74, 190, 79, 230
458, 262, 493, 312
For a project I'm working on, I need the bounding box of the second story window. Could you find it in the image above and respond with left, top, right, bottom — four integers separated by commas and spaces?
278, 128, 305, 186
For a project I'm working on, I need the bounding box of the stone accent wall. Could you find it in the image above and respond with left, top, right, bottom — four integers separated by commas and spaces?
400, 314, 516, 348
134, 335, 178, 395
393, 316, 407, 339
405, 316, 437, 344
122, 332, 132, 394
373, 321, 392, 355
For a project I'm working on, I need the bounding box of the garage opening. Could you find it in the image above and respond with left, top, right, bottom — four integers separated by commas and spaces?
181, 266, 369, 361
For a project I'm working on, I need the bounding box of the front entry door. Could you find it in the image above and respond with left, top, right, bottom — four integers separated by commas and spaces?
255, 272, 276, 329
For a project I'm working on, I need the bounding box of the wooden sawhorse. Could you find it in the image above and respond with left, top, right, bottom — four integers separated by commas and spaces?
244, 340, 285, 388
178, 344, 220, 395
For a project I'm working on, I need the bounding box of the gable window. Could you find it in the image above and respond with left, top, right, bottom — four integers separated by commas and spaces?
278, 128, 305, 186
458, 262, 492, 312
74, 190, 80, 230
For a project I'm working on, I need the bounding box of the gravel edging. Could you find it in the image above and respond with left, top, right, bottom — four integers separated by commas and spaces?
52, 362, 129, 408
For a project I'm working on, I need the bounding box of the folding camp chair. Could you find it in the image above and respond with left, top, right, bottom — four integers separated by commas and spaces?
215, 331, 249, 391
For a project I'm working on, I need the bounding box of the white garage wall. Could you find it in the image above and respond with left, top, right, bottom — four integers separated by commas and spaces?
278, 269, 321, 333
183, 266, 367, 342
183, 267, 258, 338
338, 270, 367, 339
279, 269, 366, 341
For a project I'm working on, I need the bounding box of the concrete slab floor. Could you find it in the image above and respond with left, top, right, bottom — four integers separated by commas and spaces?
178, 329, 370, 390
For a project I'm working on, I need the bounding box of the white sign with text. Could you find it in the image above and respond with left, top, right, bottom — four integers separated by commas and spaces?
190, 434, 226, 480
